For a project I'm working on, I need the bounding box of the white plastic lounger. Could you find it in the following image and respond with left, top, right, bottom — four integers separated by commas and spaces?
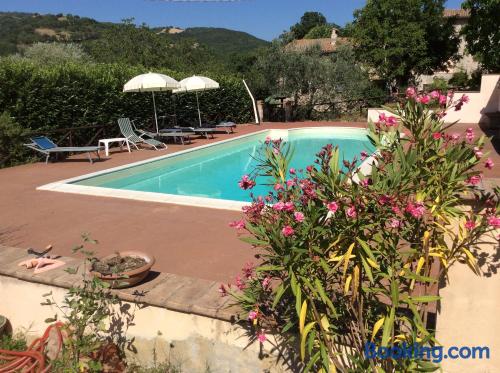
118, 118, 167, 150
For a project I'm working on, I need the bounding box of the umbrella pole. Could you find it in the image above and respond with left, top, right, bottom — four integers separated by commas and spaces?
152, 91, 159, 134
196, 91, 202, 127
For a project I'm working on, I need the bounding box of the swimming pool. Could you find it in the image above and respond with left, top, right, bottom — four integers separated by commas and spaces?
39, 128, 374, 210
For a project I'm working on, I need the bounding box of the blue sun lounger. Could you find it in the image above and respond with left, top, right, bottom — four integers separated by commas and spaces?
25, 136, 102, 164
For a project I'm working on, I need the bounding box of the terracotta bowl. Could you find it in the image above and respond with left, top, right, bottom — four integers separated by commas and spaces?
89, 251, 155, 289
0, 315, 7, 336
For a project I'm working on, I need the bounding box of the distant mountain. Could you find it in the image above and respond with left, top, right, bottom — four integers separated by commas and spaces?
0, 12, 112, 55
0, 12, 269, 57
169, 27, 270, 56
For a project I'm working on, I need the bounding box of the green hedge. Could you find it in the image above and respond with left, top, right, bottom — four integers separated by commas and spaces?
0, 58, 253, 139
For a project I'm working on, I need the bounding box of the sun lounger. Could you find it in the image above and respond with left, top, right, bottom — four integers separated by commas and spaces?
118, 118, 167, 150
24, 136, 102, 164
215, 121, 236, 133
136, 126, 193, 145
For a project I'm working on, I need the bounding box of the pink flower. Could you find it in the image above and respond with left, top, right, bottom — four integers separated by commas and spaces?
229, 220, 245, 230
378, 112, 387, 122
262, 277, 271, 288
218, 284, 228, 297
265, 136, 272, 144
389, 218, 401, 228
238, 175, 256, 190
283, 201, 295, 212
306, 165, 314, 173
485, 158, 494, 170
439, 94, 447, 106
465, 128, 474, 143
460, 94, 470, 103
272, 202, 285, 211
466, 174, 482, 185
451, 133, 461, 142
418, 95, 431, 104
257, 332, 266, 343
432, 132, 442, 140
294, 211, 305, 222
386, 116, 398, 126
378, 195, 391, 205
430, 90, 440, 99
474, 147, 483, 159
405, 202, 425, 219
327, 201, 339, 213
242, 262, 254, 279
274, 183, 284, 191
392, 205, 402, 215
282, 225, 295, 237
273, 148, 280, 155
289, 168, 296, 175
465, 220, 476, 230
248, 310, 258, 321
406, 87, 417, 98
360, 178, 370, 187
286, 179, 296, 188
235, 275, 245, 290
360, 150, 369, 161
487, 216, 500, 228
346, 205, 357, 218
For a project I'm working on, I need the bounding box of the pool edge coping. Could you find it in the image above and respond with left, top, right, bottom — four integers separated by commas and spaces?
37, 126, 370, 211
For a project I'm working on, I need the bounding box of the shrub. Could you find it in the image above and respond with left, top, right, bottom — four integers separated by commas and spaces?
22, 42, 92, 65
429, 77, 448, 91
304, 25, 333, 39
0, 112, 32, 167
0, 57, 253, 166
224, 90, 499, 371
448, 71, 469, 89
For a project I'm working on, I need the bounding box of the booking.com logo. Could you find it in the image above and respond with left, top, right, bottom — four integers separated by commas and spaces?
365, 342, 490, 363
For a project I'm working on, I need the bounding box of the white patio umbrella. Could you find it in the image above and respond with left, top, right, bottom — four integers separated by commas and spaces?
123, 72, 180, 134
173, 75, 220, 127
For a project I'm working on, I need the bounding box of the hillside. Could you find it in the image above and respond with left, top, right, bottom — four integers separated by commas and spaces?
0, 12, 113, 55
0, 12, 269, 57
170, 27, 269, 56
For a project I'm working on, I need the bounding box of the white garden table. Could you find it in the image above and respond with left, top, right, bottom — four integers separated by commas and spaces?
98, 138, 131, 157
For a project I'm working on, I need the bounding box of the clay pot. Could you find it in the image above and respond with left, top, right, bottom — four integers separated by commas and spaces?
0, 315, 7, 336
90, 251, 155, 289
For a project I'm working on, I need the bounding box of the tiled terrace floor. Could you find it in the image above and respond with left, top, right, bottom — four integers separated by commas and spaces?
0, 121, 498, 282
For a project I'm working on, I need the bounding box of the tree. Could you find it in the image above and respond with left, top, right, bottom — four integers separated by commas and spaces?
349, 0, 459, 88
251, 44, 383, 118
304, 24, 333, 39
84, 19, 223, 74
462, 0, 500, 72
290, 12, 327, 40
22, 42, 91, 64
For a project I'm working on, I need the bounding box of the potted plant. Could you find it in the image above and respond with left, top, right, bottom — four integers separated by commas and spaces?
89, 251, 155, 288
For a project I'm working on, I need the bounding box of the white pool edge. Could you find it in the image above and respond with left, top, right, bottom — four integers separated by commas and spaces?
37, 126, 370, 211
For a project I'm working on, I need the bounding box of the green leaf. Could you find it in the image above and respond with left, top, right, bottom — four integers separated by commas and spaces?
381, 307, 395, 347
300, 321, 316, 361
409, 295, 441, 303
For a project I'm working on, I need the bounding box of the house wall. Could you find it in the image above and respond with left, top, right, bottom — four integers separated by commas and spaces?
0, 275, 288, 373
419, 17, 479, 89
368, 74, 500, 125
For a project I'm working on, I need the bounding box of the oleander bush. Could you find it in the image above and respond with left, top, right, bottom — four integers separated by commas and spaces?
0, 57, 253, 166
223, 89, 499, 372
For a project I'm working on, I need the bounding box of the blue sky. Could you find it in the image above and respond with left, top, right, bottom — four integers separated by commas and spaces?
0, 0, 464, 41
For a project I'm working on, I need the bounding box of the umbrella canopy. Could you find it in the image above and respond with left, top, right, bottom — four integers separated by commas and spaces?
173, 76, 219, 127
123, 72, 180, 133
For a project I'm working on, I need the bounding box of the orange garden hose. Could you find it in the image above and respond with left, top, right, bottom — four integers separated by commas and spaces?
0, 322, 64, 373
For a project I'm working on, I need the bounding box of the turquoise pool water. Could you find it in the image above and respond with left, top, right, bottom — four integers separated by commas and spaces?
74, 128, 374, 202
